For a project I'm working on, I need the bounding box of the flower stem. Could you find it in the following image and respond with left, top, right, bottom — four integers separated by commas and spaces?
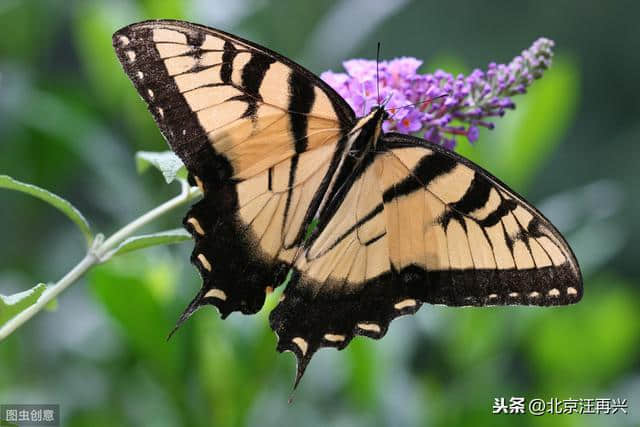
0, 254, 96, 341
96, 180, 198, 260
0, 182, 201, 342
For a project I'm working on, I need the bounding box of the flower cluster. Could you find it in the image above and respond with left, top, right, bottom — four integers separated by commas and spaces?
321, 38, 555, 150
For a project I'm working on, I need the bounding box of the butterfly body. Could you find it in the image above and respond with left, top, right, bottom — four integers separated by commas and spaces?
311, 107, 386, 232
113, 20, 582, 387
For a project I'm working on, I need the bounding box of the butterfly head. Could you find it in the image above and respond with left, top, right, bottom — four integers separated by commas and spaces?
373, 94, 393, 142
373, 105, 389, 130
369, 105, 388, 149
347, 105, 388, 157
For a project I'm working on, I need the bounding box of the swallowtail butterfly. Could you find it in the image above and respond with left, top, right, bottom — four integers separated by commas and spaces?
113, 20, 583, 388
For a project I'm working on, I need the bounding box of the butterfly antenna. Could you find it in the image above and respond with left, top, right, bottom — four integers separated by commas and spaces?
385, 93, 450, 117
376, 41, 381, 106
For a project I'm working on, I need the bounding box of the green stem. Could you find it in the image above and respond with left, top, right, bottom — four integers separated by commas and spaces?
0, 183, 201, 342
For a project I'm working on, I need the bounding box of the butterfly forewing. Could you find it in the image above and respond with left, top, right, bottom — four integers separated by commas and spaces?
113, 20, 355, 319
113, 20, 354, 180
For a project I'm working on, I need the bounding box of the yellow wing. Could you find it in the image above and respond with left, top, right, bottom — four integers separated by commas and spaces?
270, 133, 582, 385
113, 20, 356, 319
113, 20, 354, 181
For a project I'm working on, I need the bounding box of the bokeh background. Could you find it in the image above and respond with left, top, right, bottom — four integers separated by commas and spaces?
1, 1, 639, 426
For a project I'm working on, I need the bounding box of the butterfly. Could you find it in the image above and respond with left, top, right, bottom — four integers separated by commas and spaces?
113, 20, 583, 388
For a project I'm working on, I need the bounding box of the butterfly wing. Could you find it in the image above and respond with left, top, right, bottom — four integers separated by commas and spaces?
113, 20, 354, 179
270, 132, 582, 385
113, 20, 355, 318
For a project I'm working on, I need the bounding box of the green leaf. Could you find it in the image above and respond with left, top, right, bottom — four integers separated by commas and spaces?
44, 297, 58, 312
136, 151, 187, 184
0, 283, 47, 328
0, 175, 92, 246
108, 229, 192, 258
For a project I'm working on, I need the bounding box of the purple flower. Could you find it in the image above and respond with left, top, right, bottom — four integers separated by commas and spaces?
467, 125, 479, 143
396, 109, 423, 133
343, 59, 378, 79
322, 38, 555, 150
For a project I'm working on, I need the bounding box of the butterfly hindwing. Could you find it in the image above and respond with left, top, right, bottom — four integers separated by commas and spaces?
270, 132, 582, 383
181, 144, 338, 318
113, 20, 355, 318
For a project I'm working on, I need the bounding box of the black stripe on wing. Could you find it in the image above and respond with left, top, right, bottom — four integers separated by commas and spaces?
269, 131, 583, 387
113, 21, 356, 329
269, 258, 580, 387
380, 131, 583, 302
113, 24, 229, 176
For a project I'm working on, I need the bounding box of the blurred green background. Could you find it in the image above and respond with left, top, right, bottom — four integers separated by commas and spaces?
1, 1, 639, 426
